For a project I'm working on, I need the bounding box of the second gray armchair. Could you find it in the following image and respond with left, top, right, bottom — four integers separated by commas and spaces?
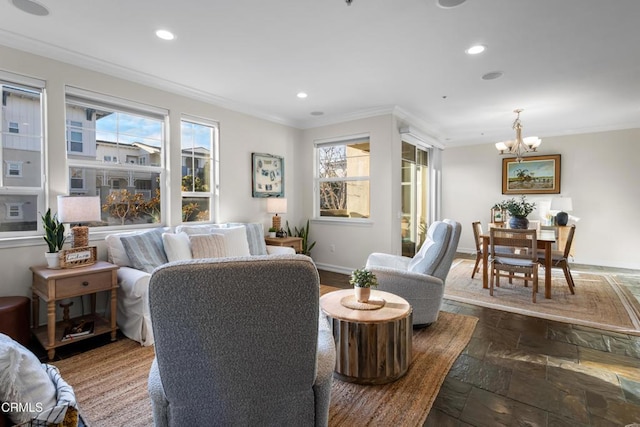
365, 219, 461, 327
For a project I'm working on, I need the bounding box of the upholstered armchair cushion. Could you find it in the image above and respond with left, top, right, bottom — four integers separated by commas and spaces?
407, 221, 451, 275
147, 255, 335, 426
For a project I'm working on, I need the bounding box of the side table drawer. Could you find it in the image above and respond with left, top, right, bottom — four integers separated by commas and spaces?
56, 271, 113, 298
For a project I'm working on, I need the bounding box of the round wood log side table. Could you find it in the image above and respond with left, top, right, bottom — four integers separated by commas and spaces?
320, 289, 412, 385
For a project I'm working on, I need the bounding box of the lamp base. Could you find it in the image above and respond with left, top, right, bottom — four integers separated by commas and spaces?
72, 225, 89, 248
556, 211, 569, 226
271, 215, 281, 232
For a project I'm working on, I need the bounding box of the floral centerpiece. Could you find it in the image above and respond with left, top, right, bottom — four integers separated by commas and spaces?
494, 195, 536, 229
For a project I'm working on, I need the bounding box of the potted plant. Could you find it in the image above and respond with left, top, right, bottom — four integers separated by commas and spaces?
42, 208, 66, 268
286, 219, 317, 256
349, 268, 378, 303
268, 226, 277, 238
496, 195, 536, 229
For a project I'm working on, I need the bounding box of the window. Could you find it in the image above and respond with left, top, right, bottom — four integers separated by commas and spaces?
401, 141, 429, 257
68, 120, 83, 152
0, 74, 44, 234
315, 136, 370, 219
5, 203, 23, 220
70, 168, 84, 190
66, 88, 166, 227
181, 117, 218, 222
5, 161, 23, 177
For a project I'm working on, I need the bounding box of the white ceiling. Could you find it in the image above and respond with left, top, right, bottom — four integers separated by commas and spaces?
1, 0, 639, 147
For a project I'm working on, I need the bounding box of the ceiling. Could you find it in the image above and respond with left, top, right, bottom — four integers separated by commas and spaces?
1, 0, 639, 147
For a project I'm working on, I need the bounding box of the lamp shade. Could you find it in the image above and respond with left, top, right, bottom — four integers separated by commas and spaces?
57, 196, 102, 224
550, 197, 573, 212
266, 198, 287, 214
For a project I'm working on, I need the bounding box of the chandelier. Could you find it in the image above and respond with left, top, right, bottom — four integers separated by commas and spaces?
495, 109, 541, 163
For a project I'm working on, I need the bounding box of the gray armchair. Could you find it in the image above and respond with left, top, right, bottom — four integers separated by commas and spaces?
147, 255, 336, 427
365, 219, 461, 327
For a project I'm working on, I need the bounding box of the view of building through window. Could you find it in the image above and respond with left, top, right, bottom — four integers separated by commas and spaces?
316, 137, 370, 219
181, 118, 217, 222
0, 80, 44, 233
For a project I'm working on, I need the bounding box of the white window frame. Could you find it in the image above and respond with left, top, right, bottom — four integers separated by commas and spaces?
314, 134, 371, 223
65, 86, 167, 229
180, 115, 219, 223
0, 71, 45, 239
8, 122, 19, 134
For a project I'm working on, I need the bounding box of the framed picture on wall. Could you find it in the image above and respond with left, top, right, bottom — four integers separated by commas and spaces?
252, 153, 284, 197
502, 154, 561, 195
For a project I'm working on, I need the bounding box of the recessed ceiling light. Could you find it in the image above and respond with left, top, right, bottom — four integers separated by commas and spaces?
310, 111, 324, 116
155, 29, 175, 41
11, 0, 49, 16
466, 45, 485, 55
482, 71, 504, 80
297, 92, 308, 99
436, 0, 467, 9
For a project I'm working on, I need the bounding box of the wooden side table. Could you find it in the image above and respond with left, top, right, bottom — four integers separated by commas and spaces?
30, 261, 119, 360
264, 236, 303, 253
320, 289, 413, 384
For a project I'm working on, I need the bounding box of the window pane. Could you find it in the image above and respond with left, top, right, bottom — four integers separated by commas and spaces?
318, 142, 369, 179
182, 197, 211, 222
180, 118, 216, 223
0, 195, 38, 232
2, 84, 43, 189
319, 180, 370, 218
66, 92, 165, 228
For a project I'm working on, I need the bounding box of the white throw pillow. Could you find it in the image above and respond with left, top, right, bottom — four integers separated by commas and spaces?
210, 226, 251, 257
0, 333, 58, 424
175, 224, 227, 235
162, 232, 193, 262
190, 234, 228, 259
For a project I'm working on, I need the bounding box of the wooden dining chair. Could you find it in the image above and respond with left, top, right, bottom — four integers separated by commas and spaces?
538, 224, 576, 294
471, 221, 483, 278
489, 228, 539, 303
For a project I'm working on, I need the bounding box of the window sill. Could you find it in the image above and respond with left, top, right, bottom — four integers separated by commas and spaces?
311, 218, 373, 227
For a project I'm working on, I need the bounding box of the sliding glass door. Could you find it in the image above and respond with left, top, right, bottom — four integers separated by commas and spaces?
401, 142, 429, 257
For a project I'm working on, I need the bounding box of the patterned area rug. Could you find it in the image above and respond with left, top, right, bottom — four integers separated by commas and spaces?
53, 287, 477, 426
445, 259, 640, 335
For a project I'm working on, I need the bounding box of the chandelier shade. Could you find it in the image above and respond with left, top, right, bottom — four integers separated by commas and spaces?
495, 109, 542, 162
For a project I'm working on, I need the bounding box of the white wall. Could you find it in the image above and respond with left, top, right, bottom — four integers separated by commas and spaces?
298, 115, 400, 273
442, 128, 640, 270
0, 45, 301, 307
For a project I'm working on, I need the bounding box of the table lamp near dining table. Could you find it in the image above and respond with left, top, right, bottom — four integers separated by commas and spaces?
550, 197, 572, 226
57, 195, 102, 248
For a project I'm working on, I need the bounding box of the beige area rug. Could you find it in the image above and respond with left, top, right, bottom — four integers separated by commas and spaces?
53, 286, 477, 427
445, 258, 640, 335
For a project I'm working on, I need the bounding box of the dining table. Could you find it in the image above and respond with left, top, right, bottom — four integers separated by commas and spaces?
481, 228, 557, 299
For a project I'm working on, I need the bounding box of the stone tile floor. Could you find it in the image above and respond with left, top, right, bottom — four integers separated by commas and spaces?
320, 263, 640, 427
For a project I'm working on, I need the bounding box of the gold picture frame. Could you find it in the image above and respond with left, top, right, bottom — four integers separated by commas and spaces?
59, 246, 97, 269
502, 154, 561, 195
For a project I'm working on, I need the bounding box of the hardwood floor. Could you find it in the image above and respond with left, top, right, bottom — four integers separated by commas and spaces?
320, 262, 640, 427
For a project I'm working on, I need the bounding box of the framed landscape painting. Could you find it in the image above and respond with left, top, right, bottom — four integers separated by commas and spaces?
502, 154, 561, 195
252, 152, 284, 197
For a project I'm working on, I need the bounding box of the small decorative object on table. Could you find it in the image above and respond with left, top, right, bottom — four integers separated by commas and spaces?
60, 246, 97, 269
350, 268, 378, 303
494, 195, 536, 229
275, 228, 287, 238
268, 227, 277, 238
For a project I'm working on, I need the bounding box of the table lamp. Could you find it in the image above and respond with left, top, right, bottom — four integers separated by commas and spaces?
550, 197, 572, 226
57, 195, 102, 248
266, 197, 287, 232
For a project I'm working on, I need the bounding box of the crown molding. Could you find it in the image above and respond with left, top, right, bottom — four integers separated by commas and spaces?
0, 30, 297, 127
